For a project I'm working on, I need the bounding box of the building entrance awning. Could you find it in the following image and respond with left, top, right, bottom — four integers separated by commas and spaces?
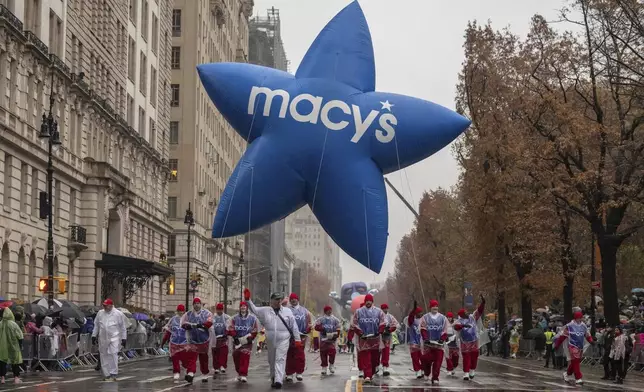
96, 253, 174, 302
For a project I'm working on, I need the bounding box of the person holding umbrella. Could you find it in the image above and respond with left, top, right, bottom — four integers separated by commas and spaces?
92, 299, 128, 381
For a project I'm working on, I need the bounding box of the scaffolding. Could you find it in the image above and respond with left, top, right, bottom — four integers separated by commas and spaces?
249, 7, 289, 72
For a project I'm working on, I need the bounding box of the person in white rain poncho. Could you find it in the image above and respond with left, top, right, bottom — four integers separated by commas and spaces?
244, 289, 301, 390
91, 299, 128, 381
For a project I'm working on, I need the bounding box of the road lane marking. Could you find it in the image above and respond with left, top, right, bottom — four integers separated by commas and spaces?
544, 381, 574, 389
116, 376, 135, 381
0, 381, 57, 391
345, 379, 352, 392
77, 369, 95, 372
502, 372, 523, 378
61, 377, 97, 383
139, 376, 173, 383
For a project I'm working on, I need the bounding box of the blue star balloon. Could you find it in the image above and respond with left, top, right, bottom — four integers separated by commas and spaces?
197, 0, 470, 273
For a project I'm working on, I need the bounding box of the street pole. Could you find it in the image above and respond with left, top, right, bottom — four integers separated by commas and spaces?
184, 203, 194, 309
223, 266, 228, 313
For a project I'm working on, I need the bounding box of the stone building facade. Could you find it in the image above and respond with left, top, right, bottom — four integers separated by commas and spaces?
0, 0, 174, 313
167, 0, 253, 311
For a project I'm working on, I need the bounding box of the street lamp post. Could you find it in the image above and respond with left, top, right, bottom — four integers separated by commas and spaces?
238, 250, 245, 300
38, 72, 61, 310
184, 203, 195, 309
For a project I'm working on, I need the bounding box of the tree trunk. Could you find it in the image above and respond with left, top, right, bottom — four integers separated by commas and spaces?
520, 281, 533, 337
598, 238, 620, 325
497, 290, 506, 328
563, 275, 574, 322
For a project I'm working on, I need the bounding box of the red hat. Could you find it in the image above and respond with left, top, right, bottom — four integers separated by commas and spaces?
429, 299, 439, 308
446, 311, 454, 318
458, 308, 466, 318
414, 307, 423, 315
102, 298, 113, 306
289, 293, 299, 300
364, 294, 374, 302
193, 297, 202, 304
573, 311, 583, 319
380, 303, 389, 310
324, 305, 332, 312
176, 304, 185, 312
239, 301, 248, 308
215, 303, 224, 310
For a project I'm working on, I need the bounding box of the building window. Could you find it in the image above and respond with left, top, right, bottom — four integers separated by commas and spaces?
139, 52, 147, 95
20, 162, 28, 213
129, 0, 137, 25
138, 107, 146, 136
149, 118, 156, 148
171, 46, 180, 69
172, 9, 181, 37
151, 13, 158, 54
127, 94, 134, 126
167, 197, 177, 218
24, 0, 41, 34
150, 66, 157, 108
169, 121, 179, 144
168, 234, 176, 256
70, 189, 77, 225
48, 10, 63, 57
170, 84, 180, 106
127, 36, 136, 82
169, 159, 178, 181
141, 0, 148, 41
3, 154, 12, 208
30, 168, 39, 217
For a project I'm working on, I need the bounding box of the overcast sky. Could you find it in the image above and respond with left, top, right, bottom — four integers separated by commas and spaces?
252, 0, 566, 286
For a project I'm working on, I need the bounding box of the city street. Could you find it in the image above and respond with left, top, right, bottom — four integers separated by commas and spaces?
1, 346, 642, 391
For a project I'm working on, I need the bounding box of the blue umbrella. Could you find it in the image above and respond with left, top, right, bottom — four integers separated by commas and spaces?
133, 312, 149, 321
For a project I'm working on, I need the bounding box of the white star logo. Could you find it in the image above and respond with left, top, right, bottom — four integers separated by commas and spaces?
380, 100, 394, 112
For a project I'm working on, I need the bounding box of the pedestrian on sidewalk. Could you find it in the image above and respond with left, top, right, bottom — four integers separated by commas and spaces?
228, 301, 259, 383
161, 304, 191, 381
379, 303, 399, 376
0, 307, 24, 384
92, 299, 128, 382
245, 289, 302, 389
210, 303, 231, 375
349, 294, 385, 384
406, 304, 424, 379
544, 327, 556, 368
420, 299, 448, 385
445, 311, 460, 376
600, 327, 615, 380
609, 325, 629, 384
453, 295, 487, 381
286, 293, 312, 382
554, 311, 595, 385
180, 297, 213, 384
315, 305, 341, 375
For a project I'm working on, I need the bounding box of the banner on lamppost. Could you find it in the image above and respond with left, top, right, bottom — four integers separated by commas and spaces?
464, 282, 474, 307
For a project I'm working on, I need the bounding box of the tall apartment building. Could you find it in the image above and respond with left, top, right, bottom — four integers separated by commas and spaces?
0, 0, 173, 313
167, 0, 253, 311
285, 207, 342, 292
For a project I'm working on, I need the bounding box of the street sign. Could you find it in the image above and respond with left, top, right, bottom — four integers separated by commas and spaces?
591, 281, 601, 290
190, 279, 198, 288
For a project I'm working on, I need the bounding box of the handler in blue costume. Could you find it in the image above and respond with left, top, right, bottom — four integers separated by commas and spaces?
209, 303, 230, 375
315, 305, 341, 375
161, 304, 189, 381
228, 301, 259, 383
180, 297, 213, 383
286, 293, 312, 382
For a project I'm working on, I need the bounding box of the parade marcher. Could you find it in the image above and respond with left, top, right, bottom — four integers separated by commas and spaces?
180, 297, 213, 383
407, 304, 424, 379
91, 299, 128, 382
445, 311, 460, 376
245, 289, 302, 389
228, 301, 259, 382
453, 295, 486, 381
161, 304, 191, 381
210, 303, 231, 375
420, 299, 448, 384
554, 311, 594, 385
315, 305, 341, 375
349, 294, 385, 383
379, 303, 399, 376
0, 307, 24, 384
286, 293, 312, 382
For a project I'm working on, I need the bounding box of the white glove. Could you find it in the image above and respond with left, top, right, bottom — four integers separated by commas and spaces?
239, 336, 248, 346
326, 332, 337, 339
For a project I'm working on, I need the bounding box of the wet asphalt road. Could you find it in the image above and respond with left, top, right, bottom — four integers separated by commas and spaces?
1, 346, 642, 391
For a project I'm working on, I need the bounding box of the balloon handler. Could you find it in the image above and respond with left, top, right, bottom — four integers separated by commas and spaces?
179, 297, 213, 383
406, 302, 424, 379
286, 293, 313, 382
348, 294, 385, 383
227, 301, 259, 382
244, 288, 302, 389
453, 295, 488, 381
161, 304, 193, 381
554, 311, 595, 385
315, 305, 341, 375
445, 311, 460, 376
379, 303, 399, 376
420, 299, 448, 384
209, 303, 231, 375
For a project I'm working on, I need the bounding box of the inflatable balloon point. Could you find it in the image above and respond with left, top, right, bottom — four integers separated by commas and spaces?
351, 295, 367, 313
197, 0, 471, 274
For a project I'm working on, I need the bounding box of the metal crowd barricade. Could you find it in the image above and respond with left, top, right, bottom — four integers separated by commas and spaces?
581, 343, 601, 367
518, 339, 537, 358
77, 333, 98, 366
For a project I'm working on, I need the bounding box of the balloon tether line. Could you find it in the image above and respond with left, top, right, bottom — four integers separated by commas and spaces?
393, 135, 427, 309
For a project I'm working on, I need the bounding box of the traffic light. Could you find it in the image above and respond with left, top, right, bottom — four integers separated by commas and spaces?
38, 278, 49, 292
196, 273, 202, 285
167, 275, 175, 295
37, 277, 68, 294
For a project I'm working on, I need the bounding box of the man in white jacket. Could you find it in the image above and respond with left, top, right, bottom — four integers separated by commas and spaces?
244, 289, 302, 389
91, 299, 128, 381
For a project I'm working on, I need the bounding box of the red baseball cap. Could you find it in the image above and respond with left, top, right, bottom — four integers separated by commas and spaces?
102, 298, 113, 306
